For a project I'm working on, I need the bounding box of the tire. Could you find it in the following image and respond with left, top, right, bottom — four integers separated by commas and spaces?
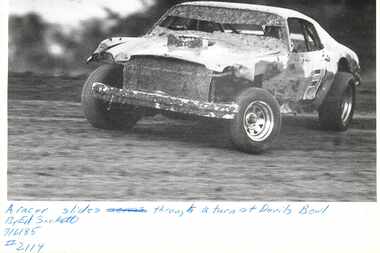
81, 64, 142, 130
318, 72, 355, 131
229, 88, 281, 154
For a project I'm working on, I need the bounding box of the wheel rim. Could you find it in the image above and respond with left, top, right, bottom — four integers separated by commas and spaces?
243, 101, 274, 142
341, 85, 353, 124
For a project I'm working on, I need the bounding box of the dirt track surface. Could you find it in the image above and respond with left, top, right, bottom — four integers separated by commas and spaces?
8, 98, 376, 201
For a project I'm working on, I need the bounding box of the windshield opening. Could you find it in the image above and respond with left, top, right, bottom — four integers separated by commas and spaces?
158, 15, 280, 37
156, 6, 285, 35
149, 5, 288, 51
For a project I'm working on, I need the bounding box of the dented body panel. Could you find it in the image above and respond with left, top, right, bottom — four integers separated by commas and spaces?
88, 1, 361, 117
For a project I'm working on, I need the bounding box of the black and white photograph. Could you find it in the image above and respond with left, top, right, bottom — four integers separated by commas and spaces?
7, 0, 376, 201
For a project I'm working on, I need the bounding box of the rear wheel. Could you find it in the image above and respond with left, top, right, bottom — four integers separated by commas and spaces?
229, 88, 281, 153
81, 64, 142, 130
318, 72, 355, 131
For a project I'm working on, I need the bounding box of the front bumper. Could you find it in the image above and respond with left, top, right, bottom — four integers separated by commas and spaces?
91, 82, 239, 119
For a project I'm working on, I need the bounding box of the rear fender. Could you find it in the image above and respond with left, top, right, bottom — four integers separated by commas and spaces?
315, 72, 354, 109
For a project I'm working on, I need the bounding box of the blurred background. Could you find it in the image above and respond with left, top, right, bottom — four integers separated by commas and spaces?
8, 0, 376, 76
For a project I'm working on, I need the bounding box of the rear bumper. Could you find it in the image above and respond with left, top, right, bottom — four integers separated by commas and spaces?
92, 82, 239, 119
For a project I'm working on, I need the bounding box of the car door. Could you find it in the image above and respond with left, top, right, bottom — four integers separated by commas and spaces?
287, 18, 327, 101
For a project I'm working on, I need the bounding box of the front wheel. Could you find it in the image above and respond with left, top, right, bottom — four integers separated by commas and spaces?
229, 88, 281, 154
81, 64, 143, 130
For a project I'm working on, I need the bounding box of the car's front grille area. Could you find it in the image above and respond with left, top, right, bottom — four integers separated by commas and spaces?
123, 56, 212, 101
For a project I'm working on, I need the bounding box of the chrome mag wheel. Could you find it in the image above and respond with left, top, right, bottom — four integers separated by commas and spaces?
243, 101, 274, 142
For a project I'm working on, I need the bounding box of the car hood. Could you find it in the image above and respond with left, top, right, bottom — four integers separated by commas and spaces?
98, 34, 287, 72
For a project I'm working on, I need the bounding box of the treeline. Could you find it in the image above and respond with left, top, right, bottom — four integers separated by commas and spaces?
8, 0, 375, 75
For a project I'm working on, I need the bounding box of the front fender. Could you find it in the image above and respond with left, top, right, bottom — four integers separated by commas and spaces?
86, 37, 129, 63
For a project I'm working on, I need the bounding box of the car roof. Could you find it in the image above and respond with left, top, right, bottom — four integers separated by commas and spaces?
179, 1, 312, 21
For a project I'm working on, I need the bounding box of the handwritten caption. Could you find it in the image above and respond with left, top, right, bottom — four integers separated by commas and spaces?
3, 203, 329, 253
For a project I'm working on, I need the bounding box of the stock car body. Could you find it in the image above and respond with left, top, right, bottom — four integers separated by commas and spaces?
82, 1, 361, 153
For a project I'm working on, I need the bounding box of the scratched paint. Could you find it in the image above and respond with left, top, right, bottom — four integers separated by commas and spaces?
261, 56, 307, 105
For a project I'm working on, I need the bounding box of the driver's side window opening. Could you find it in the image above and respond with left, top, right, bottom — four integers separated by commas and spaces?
304, 22, 323, 51
288, 18, 323, 53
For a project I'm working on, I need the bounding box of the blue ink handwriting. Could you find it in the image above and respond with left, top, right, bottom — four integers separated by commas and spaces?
4, 226, 41, 237
106, 207, 147, 213
298, 204, 329, 215
153, 204, 196, 217
62, 204, 100, 215
5, 204, 48, 215
4, 240, 44, 253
